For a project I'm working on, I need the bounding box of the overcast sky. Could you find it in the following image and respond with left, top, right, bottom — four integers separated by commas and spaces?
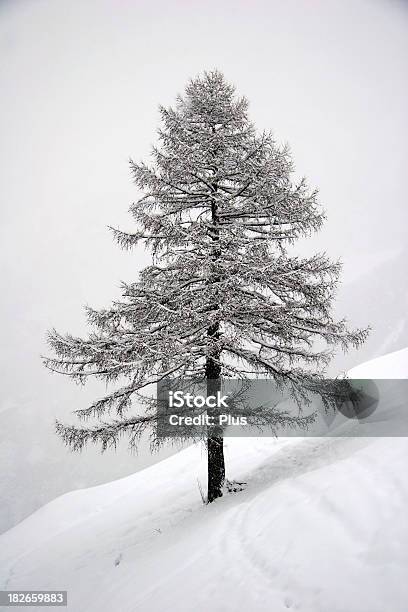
1, 0, 407, 530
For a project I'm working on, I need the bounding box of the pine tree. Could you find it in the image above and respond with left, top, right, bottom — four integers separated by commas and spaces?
44, 71, 368, 503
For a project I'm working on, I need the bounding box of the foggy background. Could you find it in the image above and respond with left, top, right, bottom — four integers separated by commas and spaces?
1, 0, 407, 533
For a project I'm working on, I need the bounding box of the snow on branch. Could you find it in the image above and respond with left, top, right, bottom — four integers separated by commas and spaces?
45, 70, 369, 452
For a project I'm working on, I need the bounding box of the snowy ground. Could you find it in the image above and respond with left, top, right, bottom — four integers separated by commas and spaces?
0, 350, 407, 612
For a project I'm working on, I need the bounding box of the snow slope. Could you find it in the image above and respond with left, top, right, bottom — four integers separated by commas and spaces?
1, 350, 407, 612
348, 346, 408, 379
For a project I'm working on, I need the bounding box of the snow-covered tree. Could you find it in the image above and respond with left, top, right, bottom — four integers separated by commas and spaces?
44, 71, 368, 503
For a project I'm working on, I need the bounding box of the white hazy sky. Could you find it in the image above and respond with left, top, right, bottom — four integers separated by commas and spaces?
0, 0, 407, 530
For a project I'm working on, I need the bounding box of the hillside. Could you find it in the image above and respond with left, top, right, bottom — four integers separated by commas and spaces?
0, 350, 407, 612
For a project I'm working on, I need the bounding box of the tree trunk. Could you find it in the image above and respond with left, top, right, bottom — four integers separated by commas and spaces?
206, 336, 224, 503
206, 167, 225, 503
207, 434, 225, 503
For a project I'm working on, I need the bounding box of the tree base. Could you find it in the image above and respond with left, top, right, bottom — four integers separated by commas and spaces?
207, 434, 225, 503
224, 479, 247, 494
